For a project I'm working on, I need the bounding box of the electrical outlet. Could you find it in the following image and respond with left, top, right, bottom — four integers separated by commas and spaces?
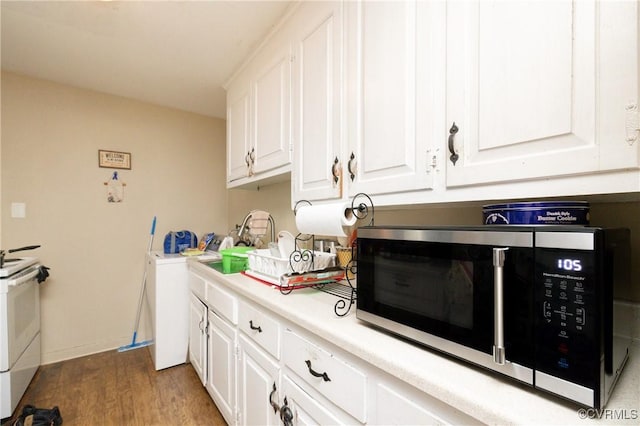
11, 202, 26, 218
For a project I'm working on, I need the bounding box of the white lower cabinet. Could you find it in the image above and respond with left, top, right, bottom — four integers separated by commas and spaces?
372, 381, 475, 426
282, 328, 367, 423
237, 300, 282, 424
206, 309, 237, 425
188, 269, 476, 425
280, 374, 349, 425
238, 334, 280, 425
238, 300, 281, 359
187, 271, 239, 425
376, 383, 443, 425
188, 293, 207, 386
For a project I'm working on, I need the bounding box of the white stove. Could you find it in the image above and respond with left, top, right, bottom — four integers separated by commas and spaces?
0, 257, 38, 278
1, 256, 42, 419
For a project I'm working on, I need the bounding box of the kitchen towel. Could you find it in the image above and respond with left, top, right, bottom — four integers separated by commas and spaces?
295, 202, 357, 237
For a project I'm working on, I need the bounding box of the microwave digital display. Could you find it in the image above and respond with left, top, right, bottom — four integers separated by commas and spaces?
556, 258, 583, 272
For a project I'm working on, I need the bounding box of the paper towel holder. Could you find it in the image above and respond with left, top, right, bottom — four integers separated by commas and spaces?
287, 193, 374, 317
293, 193, 374, 223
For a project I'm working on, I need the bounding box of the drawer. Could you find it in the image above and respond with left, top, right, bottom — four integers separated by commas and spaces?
238, 301, 281, 359
376, 383, 445, 425
281, 375, 354, 425
188, 271, 206, 301
205, 279, 237, 325
282, 329, 367, 423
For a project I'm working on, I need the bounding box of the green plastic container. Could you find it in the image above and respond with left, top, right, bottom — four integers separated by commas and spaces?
220, 247, 254, 274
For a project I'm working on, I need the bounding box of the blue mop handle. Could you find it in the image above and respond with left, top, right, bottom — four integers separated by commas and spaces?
134, 216, 156, 337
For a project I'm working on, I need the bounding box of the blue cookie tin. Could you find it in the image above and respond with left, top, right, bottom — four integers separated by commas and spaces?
483, 201, 590, 225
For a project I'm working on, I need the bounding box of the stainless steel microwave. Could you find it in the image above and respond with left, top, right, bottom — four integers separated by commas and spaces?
356, 226, 631, 408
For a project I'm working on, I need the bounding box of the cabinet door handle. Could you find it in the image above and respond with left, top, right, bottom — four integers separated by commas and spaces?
269, 382, 279, 414
304, 360, 331, 382
246, 147, 256, 177
280, 397, 294, 426
347, 152, 356, 181
448, 122, 459, 165
331, 157, 340, 184
249, 320, 262, 333
269, 383, 293, 426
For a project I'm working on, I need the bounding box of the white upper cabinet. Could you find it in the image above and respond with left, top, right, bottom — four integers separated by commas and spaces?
445, 0, 639, 188
252, 41, 292, 176
226, 23, 293, 189
227, 0, 639, 202
291, 1, 344, 204
344, 0, 439, 198
227, 77, 252, 183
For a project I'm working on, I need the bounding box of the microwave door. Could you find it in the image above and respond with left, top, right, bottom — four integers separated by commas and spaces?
356, 232, 535, 383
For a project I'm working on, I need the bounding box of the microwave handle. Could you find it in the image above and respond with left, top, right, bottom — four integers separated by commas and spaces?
493, 247, 509, 365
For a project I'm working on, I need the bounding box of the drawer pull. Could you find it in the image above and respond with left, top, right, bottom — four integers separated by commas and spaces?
249, 320, 262, 333
305, 360, 331, 382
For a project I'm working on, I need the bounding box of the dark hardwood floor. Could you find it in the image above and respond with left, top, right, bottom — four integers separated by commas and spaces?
2, 348, 226, 425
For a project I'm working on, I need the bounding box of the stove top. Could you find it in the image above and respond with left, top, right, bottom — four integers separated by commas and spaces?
0, 257, 39, 278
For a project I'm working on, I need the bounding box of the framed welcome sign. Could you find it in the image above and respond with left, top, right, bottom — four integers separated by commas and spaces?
99, 149, 131, 169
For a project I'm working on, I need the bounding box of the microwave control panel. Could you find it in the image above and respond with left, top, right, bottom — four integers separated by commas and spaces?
534, 247, 597, 388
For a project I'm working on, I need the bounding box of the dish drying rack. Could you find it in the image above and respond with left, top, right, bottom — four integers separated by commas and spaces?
283, 193, 373, 317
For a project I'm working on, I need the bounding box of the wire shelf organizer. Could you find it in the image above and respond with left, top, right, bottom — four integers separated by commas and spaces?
283, 193, 374, 317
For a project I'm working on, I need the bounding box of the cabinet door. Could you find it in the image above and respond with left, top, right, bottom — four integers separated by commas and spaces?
207, 310, 237, 425
445, 0, 639, 187
227, 82, 251, 182
237, 335, 280, 426
188, 294, 207, 386
291, 1, 344, 203
345, 0, 437, 197
252, 42, 292, 175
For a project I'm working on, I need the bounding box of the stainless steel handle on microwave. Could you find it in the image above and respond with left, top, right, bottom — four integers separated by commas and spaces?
493, 247, 508, 365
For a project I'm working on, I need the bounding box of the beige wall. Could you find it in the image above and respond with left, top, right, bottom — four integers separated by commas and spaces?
1, 72, 228, 363
227, 181, 296, 243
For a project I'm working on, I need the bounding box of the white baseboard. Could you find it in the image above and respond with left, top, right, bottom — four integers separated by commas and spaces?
41, 335, 152, 365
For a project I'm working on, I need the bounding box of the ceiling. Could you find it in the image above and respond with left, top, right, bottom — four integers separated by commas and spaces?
1, 0, 294, 119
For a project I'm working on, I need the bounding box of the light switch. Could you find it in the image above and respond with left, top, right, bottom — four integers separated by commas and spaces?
11, 202, 26, 218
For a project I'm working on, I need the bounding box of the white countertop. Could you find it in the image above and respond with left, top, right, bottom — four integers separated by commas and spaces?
149, 250, 220, 264
189, 260, 640, 425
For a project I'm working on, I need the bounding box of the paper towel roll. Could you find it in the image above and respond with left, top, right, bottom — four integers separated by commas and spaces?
295, 202, 357, 237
